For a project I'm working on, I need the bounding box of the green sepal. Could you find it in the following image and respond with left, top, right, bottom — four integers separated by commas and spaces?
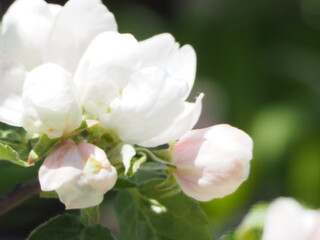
87, 123, 119, 149
135, 148, 176, 170
28, 135, 58, 164
40, 191, 59, 198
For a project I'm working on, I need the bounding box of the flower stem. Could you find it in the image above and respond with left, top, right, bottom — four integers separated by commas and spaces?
135, 148, 176, 169
0, 178, 41, 215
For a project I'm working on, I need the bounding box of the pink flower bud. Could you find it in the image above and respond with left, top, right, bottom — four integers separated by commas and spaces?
172, 124, 253, 201
39, 140, 117, 209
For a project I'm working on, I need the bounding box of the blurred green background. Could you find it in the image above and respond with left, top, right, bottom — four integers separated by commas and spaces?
0, 0, 319, 239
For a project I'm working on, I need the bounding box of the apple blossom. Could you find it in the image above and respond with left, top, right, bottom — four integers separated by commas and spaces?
22, 63, 82, 139
0, 56, 25, 126
262, 198, 320, 240
39, 140, 117, 209
171, 124, 253, 201
1, 0, 117, 72
75, 32, 202, 147
0, 0, 117, 128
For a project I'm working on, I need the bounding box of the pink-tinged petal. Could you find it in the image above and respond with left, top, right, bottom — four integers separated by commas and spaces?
172, 124, 253, 201
79, 142, 117, 193
39, 141, 117, 209
1, 0, 60, 70
56, 175, 104, 209
0, 55, 25, 126
262, 198, 320, 240
140, 93, 203, 147
44, 0, 117, 73
39, 140, 85, 191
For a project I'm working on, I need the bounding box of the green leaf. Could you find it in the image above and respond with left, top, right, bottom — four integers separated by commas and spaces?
0, 122, 26, 143
0, 123, 34, 161
27, 214, 116, 240
27, 214, 84, 240
115, 179, 212, 240
219, 232, 235, 240
80, 225, 116, 240
0, 143, 31, 167
114, 176, 137, 190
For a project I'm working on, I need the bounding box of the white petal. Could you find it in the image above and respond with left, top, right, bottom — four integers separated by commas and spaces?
75, 32, 139, 118
101, 67, 189, 145
48, 3, 62, 16
309, 213, 320, 240
44, 0, 117, 73
79, 142, 117, 193
262, 198, 318, 240
1, 0, 60, 70
78, 79, 119, 119
22, 63, 82, 138
56, 175, 104, 209
139, 33, 196, 95
39, 140, 85, 191
138, 33, 178, 67
0, 24, 2, 50
0, 55, 25, 126
121, 144, 136, 175
140, 93, 203, 147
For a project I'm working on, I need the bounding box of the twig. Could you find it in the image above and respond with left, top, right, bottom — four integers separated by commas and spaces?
0, 178, 41, 215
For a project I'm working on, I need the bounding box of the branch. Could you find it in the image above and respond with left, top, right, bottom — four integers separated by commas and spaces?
0, 178, 41, 215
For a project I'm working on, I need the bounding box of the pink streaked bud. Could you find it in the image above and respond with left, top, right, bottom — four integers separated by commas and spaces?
172, 124, 253, 201
39, 140, 117, 209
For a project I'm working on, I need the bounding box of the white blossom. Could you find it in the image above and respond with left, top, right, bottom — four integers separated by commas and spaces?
0, 0, 117, 128
171, 124, 253, 201
22, 63, 82, 139
75, 32, 202, 147
262, 198, 320, 240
